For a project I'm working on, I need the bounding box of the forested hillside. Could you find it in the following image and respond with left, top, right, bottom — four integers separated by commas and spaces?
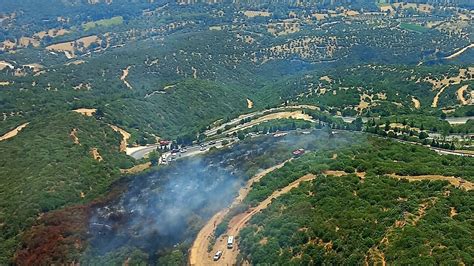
238, 138, 473, 264
0, 0, 473, 263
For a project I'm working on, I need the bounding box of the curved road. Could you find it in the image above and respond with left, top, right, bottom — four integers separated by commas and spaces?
189, 173, 316, 266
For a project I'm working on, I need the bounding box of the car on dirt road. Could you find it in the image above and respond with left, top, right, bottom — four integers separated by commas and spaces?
213, 250, 223, 261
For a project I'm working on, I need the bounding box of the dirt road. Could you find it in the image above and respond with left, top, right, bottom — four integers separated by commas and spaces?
189, 160, 293, 266
204, 104, 319, 136
221, 110, 314, 136
189, 171, 315, 266
120, 66, 133, 89
389, 174, 473, 191
444, 43, 474, 60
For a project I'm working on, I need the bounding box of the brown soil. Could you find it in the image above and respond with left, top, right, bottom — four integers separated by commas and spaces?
109, 125, 131, 152
0, 122, 29, 142
412, 97, 421, 109
456, 85, 470, 105
366, 198, 436, 265
428, 68, 473, 107
246, 98, 254, 109
120, 66, 133, 89
449, 207, 458, 218
388, 174, 473, 191
120, 162, 151, 174
65, 60, 85, 66
46, 35, 100, 58
243, 11, 271, 18
319, 75, 333, 83
0, 60, 14, 71
90, 148, 103, 162
223, 111, 314, 135
323, 170, 348, 177
69, 128, 80, 144
73, 108, 97, 117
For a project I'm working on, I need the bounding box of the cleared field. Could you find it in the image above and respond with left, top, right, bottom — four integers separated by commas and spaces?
46, 35, 101, 58
400, 23, 428, 33
83, 16, 123, 31
73, 108, 97, 116
244, 11, 271, 18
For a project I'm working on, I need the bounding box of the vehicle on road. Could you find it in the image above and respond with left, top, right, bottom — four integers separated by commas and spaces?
227, 236, 234, 249
213, 250, 223, 261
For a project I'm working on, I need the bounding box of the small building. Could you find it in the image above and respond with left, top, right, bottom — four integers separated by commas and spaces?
159, 140, 171, 150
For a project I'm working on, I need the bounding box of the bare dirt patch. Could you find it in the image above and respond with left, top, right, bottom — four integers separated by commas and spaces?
46, 35, 101, 58
244, 11, 271, 18
109, 125, 131, 152
366, 197, 437, 265
267, 21, 300, 36
246, 98, 254, 109
0, 123, 29, 142
320, 75, 333, 83
323, 170, 348, 177
73, 108, 97, 117
35, 28, 70, 40
449, 207, 458, 218
412, 97, 421, 109
69, 128, 80, 144
222, 110, 314, 135
426, 68, 474, 107
0, 61, 14, 71
120, 66, 133, 89
456, 85, 470, 105
65, 60, 85, 66
356, 93, 373, 113
90, 148, 103, 162
388, 174, 473, 191
120, 162, 151, 174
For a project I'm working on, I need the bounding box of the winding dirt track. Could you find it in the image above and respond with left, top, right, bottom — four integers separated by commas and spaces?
444, 43, 474, 60
189, 160, 292, 265
189, 167, 316, 266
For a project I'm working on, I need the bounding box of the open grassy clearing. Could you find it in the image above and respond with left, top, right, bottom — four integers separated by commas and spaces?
400, 23, 429, 33
82, 16, 123, 31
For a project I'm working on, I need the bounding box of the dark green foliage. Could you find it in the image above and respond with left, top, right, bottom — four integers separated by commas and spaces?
239, 137, 474, 265
0, 112, 134, 264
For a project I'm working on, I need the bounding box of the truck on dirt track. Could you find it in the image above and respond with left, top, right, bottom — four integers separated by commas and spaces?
227, 235, 234, 249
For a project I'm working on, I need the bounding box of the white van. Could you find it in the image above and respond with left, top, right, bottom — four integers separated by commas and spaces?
227, 235, 234, 249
